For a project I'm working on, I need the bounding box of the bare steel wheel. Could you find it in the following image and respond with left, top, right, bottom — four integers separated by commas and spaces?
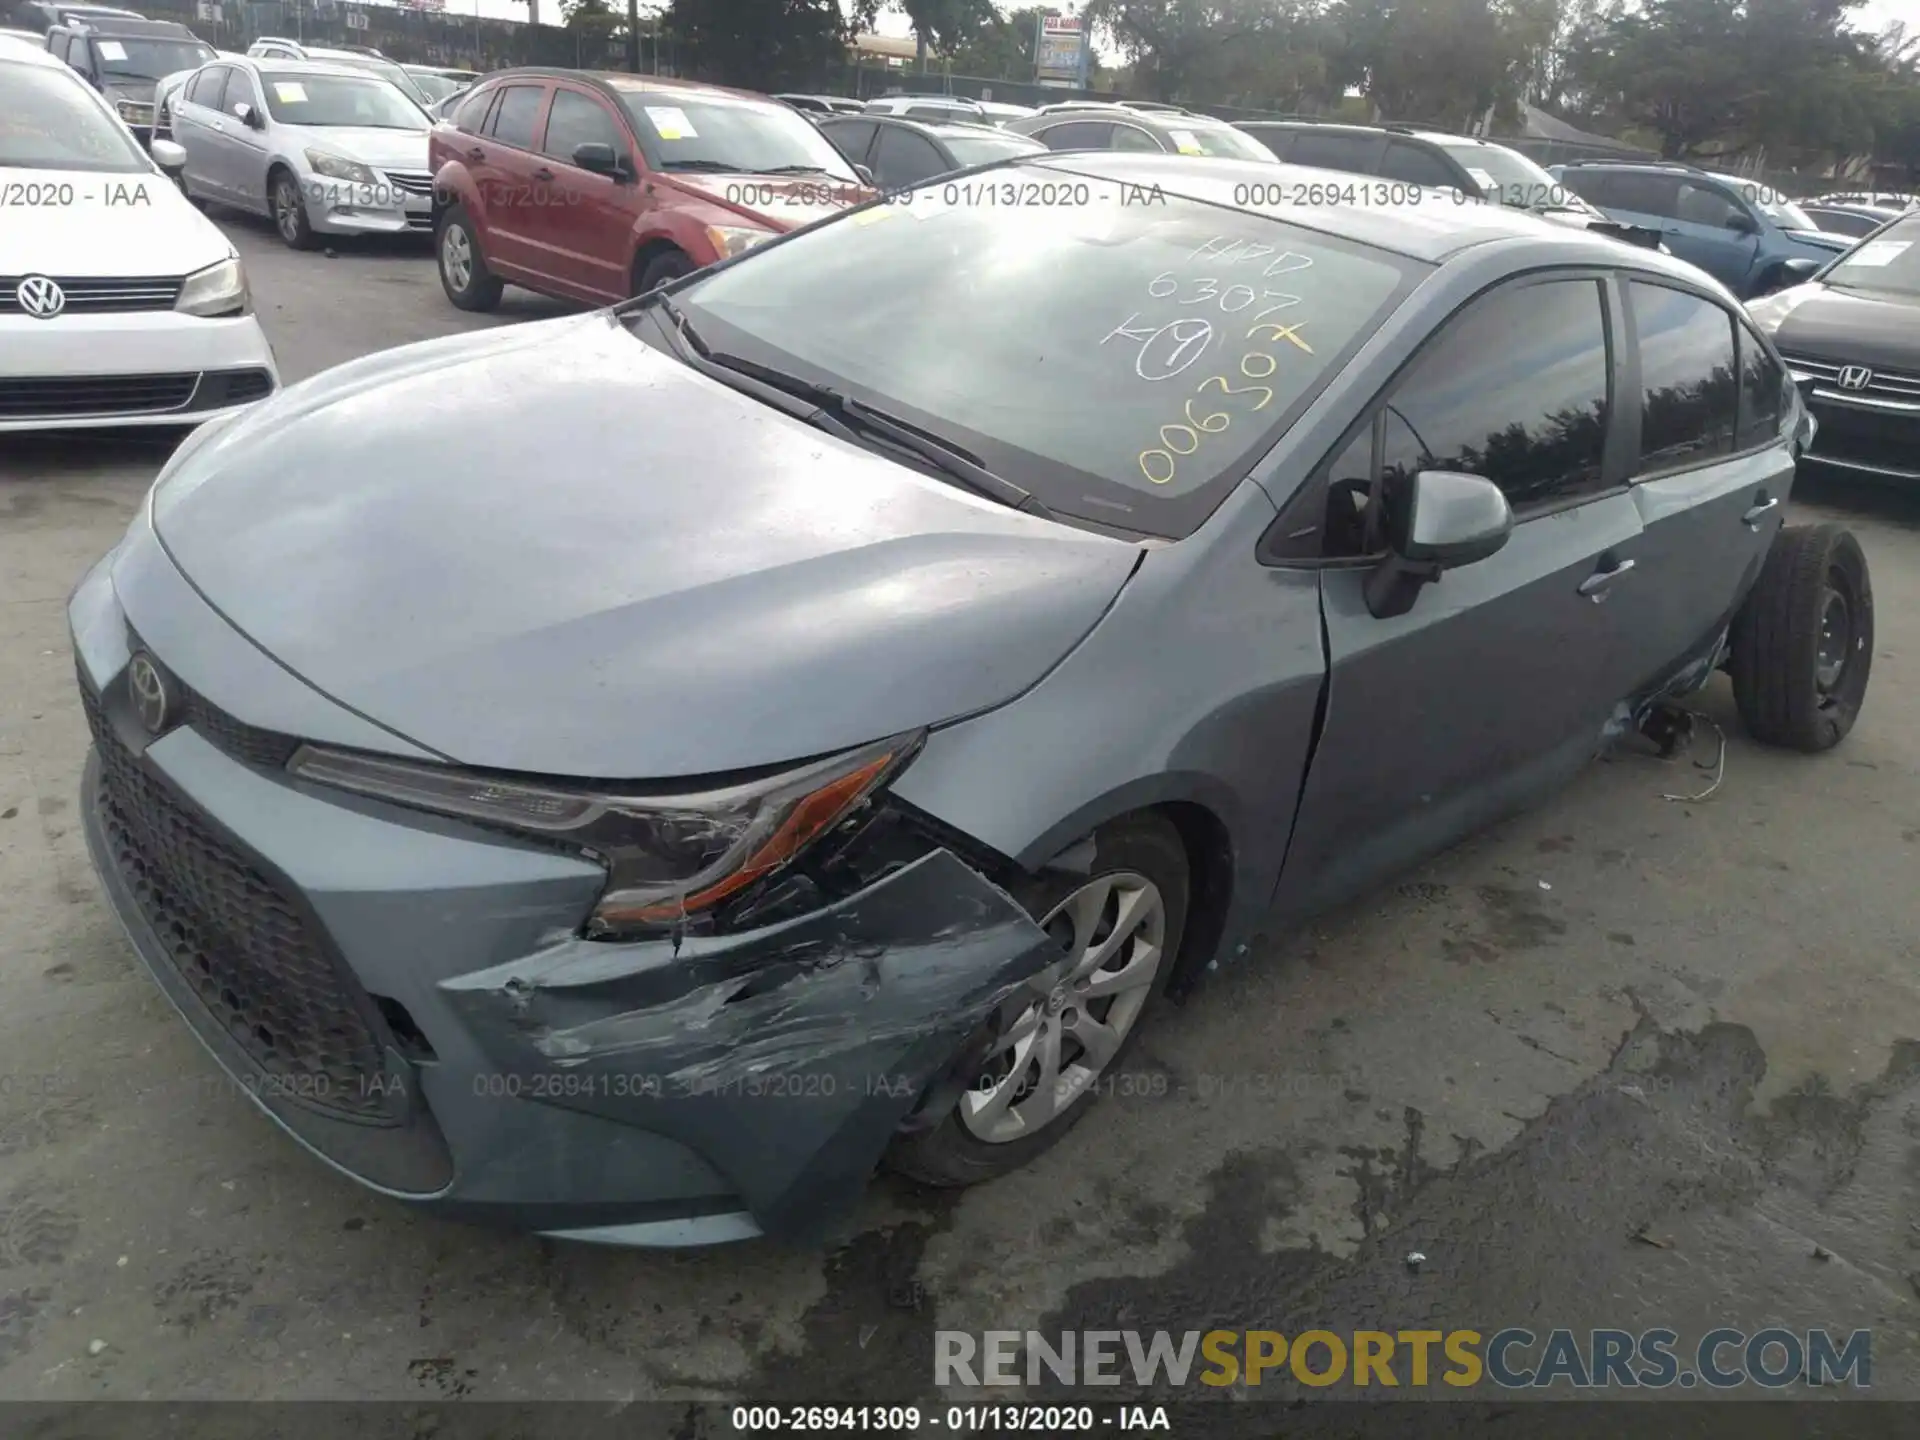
886, 812, 1188, 1187
960, 872, 1167, 1143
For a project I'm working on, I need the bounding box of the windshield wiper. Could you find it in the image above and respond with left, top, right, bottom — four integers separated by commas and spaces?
660, 159, 740, 172
754, 165, 838, 177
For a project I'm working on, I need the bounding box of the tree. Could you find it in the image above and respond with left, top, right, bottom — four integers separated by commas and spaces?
663, 0, 852, 88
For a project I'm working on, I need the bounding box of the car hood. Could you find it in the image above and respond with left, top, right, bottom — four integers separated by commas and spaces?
0, 167, 228, 275
289, 124, 430, 171
148, 313, 1141, 779
1784, 228, 1851, 252
665, 172, 874, 232
1769, 282, 1920, 369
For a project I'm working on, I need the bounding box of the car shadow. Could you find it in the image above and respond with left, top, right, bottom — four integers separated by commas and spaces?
1793, 466, 1920, 530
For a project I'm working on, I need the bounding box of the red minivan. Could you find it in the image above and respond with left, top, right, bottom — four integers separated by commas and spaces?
428, 70, 877, 311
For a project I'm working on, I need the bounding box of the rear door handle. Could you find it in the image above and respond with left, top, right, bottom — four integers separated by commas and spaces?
1578, 557, 1636, 601
466, 146, 485, 162
1743, 496, 1780, 528
533, 166, 555, 181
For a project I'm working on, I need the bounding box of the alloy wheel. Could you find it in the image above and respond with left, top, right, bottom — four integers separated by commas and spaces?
958, 871, 1166, 1144
441, 224, 473, 293
275, 181, 302, 243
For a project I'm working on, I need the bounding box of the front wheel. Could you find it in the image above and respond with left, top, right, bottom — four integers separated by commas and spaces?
886, 812, 1189, 1187
1730, 522, 1873, 751
632, 249, 693, 297
271, 170, 318, 250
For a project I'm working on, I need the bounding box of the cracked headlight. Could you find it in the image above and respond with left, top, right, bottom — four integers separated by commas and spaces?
288, 733, 922, 937
175, 255, 250, 317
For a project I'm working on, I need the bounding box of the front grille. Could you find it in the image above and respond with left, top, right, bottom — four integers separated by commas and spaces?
383, 170, 433, 198
1779, 353, 1920, 407
0, 372, 195, 419
182, 688, 302, 770
0, 275, 183, 315
82, 679, 397, 1122
1802, 401, 1920, 476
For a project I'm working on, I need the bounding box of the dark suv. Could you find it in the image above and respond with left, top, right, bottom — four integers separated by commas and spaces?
45, 14, 210, 143
1554, 161, 1849, 298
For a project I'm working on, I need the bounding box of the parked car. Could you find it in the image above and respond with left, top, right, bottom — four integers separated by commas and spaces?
815, 113, 1044, 189
2, 1, 139, 33
0, 38, 276, 430
1230, 122, 1667, 252
861, 93, 993, 125
1799, 201, 1902, 238
244, 37, 434, 108
775, 91, 863, 115
429, 69, 873, 310
69, 150, 1865, 1247
44, 14, 210, 144
1748, 209, 1920, 483
1553, 160, 1849, 298
1006, 104, 1278, 160
403, 64, 475, 106
1813, 190, 1916, 209
169, 56, 434, 248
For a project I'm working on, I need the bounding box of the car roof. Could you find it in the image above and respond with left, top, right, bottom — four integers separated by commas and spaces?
473, 66, 773, 107
1024, 152, 1720, 269
0, 31, 64, 62
62, 15, 195, 33
845, 114, 1043, 143
243, 56, 393, 81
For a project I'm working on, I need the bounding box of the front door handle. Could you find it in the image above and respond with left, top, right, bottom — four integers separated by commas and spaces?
1743, 496, 1780, 528
1578, 557, 1636, 601
466, 145, 485, 162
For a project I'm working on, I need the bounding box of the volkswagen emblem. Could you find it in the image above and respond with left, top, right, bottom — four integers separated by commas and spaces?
15, 275, 65, 320
1837, 365, 1873, 392
126, 652, 175, 737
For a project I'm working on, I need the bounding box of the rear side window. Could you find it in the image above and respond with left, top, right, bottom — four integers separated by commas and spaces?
453, 84, 495, 132
1736, 322, 1788, 449
1605, 171, 1681, 218
186, 64, 226, 110
1241, 128, 1294, 160
1630, 281, 1737, 472
487, 83, 544, 150
1035, 120, 1110, 149
1379, 278, 1612, 514
1288, 131, 1380, 175
1380, 141, 1457, 189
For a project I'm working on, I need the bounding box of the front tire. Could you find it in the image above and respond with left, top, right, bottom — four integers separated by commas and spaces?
271, 169, 318, 251
1730, 522, 1873, 751
436, 203, 503, 312
886, 813, 1189, 1187
633, 249, 693, 297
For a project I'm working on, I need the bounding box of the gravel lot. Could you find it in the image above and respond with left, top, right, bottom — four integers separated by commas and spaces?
3, 212, 1919, 1406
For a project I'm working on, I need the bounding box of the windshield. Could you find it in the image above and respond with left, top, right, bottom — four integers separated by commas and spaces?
612, 86, 859, 180
317, 53, 430, 106
0, 60, 149, 169
944, 132, 1046, 167
259, 71, 427, 130
406, 69, 462, 103
92, 36, 214, 81
1163, 122, 1275, 161
1818, 214, 1920, 295
1737, 181, 1816, 232
1435, 141, 1597, 214
653, 171, 1419, 538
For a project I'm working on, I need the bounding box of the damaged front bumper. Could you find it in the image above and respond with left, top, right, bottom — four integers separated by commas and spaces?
70, 549, 1059, 1245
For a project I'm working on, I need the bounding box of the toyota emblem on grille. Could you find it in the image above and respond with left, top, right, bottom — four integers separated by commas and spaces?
15, 274, 65, 319
1837, 365, 1873, 391
127, 652, 175, 736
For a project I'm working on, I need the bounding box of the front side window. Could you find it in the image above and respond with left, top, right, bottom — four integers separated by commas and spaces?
1110, 124, 1163, 153
1034, 120, 1111, 150
1675, 181, 1745, 229
653, 179, 1421, 538
1381, 141, 1458, 189
872, 125, 946, 187
0, 59, 149, 170
1605, 171, 1681, 218
941, 131, 1043, 167
1629, 281, 1737, 472
543, 87, 625, 162
1379, 279, 1613, 513
817, 117, 877, 163
611, 85, 860, 181
1288, 131, 1379, 174
259, 71, 428, 130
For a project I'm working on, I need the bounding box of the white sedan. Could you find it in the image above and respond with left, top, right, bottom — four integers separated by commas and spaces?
0, 38, 278, 432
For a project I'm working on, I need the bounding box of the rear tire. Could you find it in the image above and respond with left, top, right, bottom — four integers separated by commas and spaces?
436, 203, 503, 312
885, 813, 1189, 1188
1730, 522, 1873, 751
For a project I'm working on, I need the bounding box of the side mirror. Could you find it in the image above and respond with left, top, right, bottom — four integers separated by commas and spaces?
149, 137, 186, 172
232, 101, 259, 128
571, 141, 627, 178
1363, 470, 1514, 619
854, 162, 874, 185
1725, 211, 1759, 235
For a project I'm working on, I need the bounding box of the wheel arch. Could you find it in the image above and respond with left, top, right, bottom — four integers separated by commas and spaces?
628, 232, 691, 290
